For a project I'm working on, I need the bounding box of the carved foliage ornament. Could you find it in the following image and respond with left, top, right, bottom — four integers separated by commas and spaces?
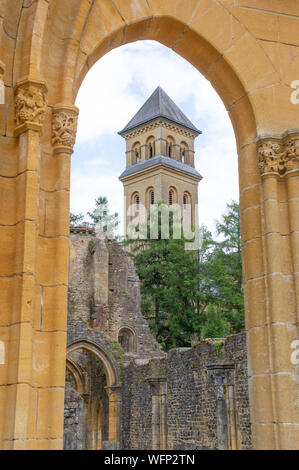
258, 134, 299, 176
14, 79, 48, 132
52, 106, 79, 154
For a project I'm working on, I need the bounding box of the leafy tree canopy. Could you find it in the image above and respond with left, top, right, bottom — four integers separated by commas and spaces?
127, 201, 244, 350
70, 196, 119, 235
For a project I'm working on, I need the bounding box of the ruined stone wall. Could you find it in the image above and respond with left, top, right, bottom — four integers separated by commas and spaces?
68, 228, 164, 360
64, 371, 84, 450
121, 332, 251, 450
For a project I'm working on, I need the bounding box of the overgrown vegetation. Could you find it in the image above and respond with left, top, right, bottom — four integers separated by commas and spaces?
126, 201, 244, 351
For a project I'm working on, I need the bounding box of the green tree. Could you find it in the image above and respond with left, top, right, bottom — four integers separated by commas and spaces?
127, 204, 208, 349
207, 201, 244, 333
87, 196, 119, 234
70, 212, 84, 225
128, 200, 244, 350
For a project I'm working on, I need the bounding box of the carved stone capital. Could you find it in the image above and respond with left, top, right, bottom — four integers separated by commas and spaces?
14, 77, 48, 136
257, 132, 299, 177
52, 103, 79, 155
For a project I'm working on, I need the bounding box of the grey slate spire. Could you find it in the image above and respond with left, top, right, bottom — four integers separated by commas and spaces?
119, 86, 201, 136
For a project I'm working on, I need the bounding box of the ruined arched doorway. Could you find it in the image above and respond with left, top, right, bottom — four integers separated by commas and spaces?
64, 341, 121, 450
0, 0, 298, 450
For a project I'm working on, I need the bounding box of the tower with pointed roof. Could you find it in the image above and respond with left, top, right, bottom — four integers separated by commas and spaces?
119, 87, 202, 235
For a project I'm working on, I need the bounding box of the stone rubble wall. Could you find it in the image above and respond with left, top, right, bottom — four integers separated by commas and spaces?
121, 332, 252, 450
68, 228, 164, 360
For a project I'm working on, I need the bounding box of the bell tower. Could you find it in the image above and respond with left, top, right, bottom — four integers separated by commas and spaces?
119, 87, 202, 235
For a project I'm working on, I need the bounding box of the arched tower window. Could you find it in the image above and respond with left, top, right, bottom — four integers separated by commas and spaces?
168, 186, 177, 206
132, 142, 141, 165
131, 192, 140, 211
146, 136, 155, 159
183, 192, 191, 208
149, 144, 153, 158
181, 142, 188, 163
146, 187, 155, 208
167, 136, 175, 158
150, 190, 155, 205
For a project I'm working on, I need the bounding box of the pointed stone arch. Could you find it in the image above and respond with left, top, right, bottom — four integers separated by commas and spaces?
1, 0, 299, 450
67, 340, 120, 387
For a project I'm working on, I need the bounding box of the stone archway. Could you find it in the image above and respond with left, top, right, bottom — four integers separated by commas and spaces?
67, 340, 121, 449
0, 0, 299, 450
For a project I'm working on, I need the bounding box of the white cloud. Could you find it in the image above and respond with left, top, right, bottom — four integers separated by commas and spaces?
75, 40, 230, 143
72, 40, 239, 235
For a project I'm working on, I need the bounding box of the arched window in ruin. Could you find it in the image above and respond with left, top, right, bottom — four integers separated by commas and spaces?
118, 327, 136, 353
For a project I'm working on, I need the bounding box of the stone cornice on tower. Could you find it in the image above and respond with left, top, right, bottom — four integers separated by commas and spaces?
120, 117, 199, 140
119, 155, 202, 182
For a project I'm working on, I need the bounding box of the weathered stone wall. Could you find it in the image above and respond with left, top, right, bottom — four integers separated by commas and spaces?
66, 231, 251, 450
1, 0, 299, 450
121, 332, 251, 450
68, 228, 164, 360
63, 371, 84, 450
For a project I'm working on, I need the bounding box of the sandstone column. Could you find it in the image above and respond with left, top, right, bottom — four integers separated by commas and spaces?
251, 133, 299, 449
105, 385, 122, 448
0, 76, 49, 449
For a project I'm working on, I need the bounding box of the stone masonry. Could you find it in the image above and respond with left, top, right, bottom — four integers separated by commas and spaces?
65, 228, 252, 450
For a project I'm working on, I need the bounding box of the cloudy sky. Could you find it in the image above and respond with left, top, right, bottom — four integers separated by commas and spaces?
71, 40, 239, 236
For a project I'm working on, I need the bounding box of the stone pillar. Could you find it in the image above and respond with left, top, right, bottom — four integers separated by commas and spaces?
209, 366, 228, 450
173, 144, 181, 161
155, 137, 163, 156
227, 383, 238, 450
148, 377, 168, 450
140, 144, 147, 161
250, 132, 299, 449
92, 238, 109, 330
0, 76, 49, 449
105, 385, 121, 448
208, 364, 238, 450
